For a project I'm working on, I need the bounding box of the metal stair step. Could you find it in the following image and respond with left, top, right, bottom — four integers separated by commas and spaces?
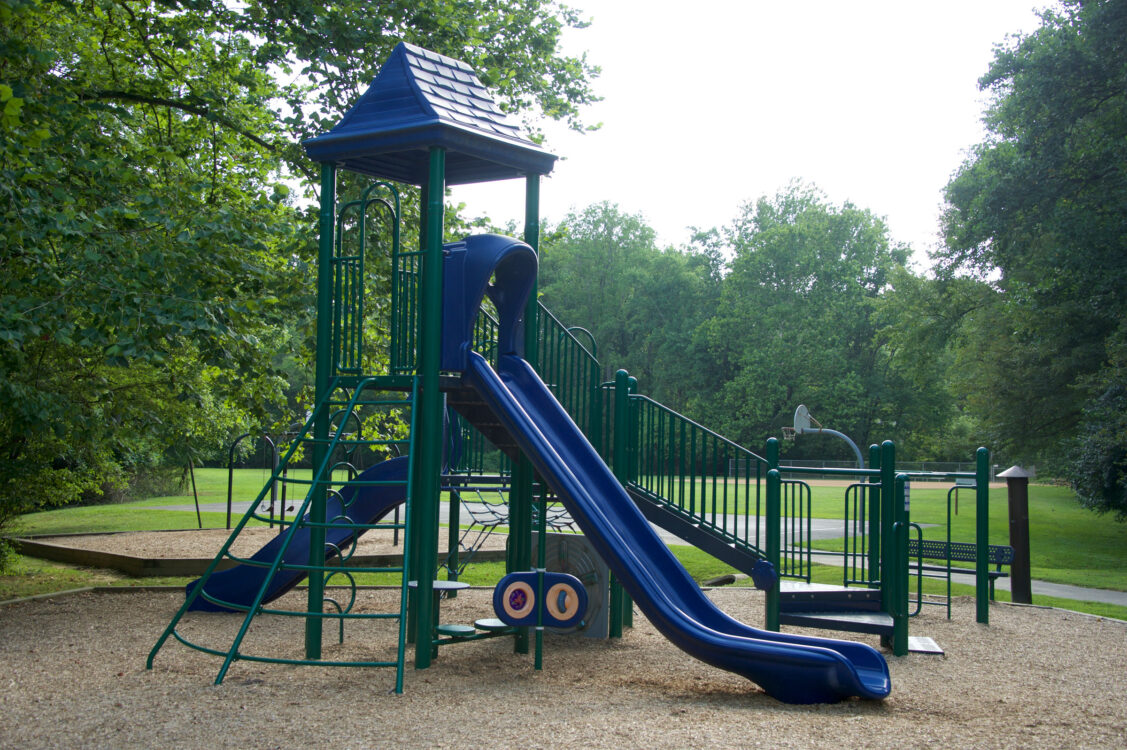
780, 584, 883, 613
779, 610, 894, 636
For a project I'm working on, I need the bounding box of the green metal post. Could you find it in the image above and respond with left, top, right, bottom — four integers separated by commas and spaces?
879, 440, 895, 617
892, 474, 909, 656
975, 446, 990, 624
535, 480, 547, 669
406, 180, 429, 647
608, 369, 632, 638
623, 375, 638, 629
589, 359, 604, 457
868, 444, 881, 583
766, 436, 779, 472
509, 462, 533, 654
764, 439, 780, 631
507, 173, 542, 655
410, 147, 446, 669
765, 443, 781, 633
305, 161, 336, 660
446, 483, 460, 586
522, 175, 540, 369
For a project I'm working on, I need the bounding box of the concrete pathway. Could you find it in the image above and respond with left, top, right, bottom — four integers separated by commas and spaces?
802, 551, 1127, 608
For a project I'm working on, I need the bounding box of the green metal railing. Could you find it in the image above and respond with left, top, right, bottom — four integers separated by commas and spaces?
626, 393, 773, 562
898, 453, 992, 625
843, 482, 879, 587
328, 183, 401, 378
449, 300, 602, 478
389, 196, 419, 376
778, 479, 812, 580
775, 458, 910, 654
535, 305, 602, 442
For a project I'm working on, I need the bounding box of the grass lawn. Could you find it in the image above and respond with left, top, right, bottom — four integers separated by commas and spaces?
3, 470, 1125, 621
806, 482, 1127, 592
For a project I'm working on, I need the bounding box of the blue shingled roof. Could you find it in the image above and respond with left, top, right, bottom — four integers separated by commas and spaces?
303, 42, 557, 185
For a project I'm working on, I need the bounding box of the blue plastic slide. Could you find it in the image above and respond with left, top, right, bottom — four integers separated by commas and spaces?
186, 456, 409, 612
463, 351, 891, 703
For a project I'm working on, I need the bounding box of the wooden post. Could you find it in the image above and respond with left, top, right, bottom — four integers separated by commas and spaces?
998, 465, 1034, 604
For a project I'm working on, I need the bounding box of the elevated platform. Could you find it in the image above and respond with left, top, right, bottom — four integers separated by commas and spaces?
779, 582, 893, 637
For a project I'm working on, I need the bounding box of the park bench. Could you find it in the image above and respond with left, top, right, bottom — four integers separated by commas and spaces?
907, 538, 1015, 600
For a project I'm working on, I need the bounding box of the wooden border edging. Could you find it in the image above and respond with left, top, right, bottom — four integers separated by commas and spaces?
8, 536, 507, 577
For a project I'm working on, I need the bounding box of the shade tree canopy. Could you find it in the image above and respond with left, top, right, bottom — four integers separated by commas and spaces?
937, 0, 1127, 516
0, 0, 600, 538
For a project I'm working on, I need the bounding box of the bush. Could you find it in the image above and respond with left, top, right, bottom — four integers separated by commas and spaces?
1069, 382, 1127, 522
76, 466, 185, 506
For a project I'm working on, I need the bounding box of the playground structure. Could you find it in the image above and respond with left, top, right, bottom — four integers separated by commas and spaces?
147, 43, 999, 704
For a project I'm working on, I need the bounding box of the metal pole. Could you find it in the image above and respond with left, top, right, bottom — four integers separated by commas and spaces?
608, 368, 631, 638
305, 161, 336, 659
879, 441, 895, 627
867, 443, 881, 584
188, 457, 202, 530
798, 426, 864, 469
892, 474, 909, 656
411, 147, 447, 669
226, 432, 252, 530
504, 173, 542, 656
535, 480, 547, 669
975, 447, 991, 624
624, 375, 638, 629
264, 435, 278, 529
765, 439, 780, 632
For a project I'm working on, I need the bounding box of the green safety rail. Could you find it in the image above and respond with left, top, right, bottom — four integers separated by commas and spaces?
535, 306, 602, 443
898, 450, 993, 626
332, 183, 401, 377
447, 300, 602, 478
777, 479, 813, 580
779, 446, 911, 655
624, 394, 775, 564
843, 481, 881, 588
148, 377, 418, 691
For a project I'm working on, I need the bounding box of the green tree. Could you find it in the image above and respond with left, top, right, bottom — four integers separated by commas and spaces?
695, 183, 912, 457
1, 0, 307, 520
875, 269, 993, 461
0, 0, 599, 556
538, 202, 719, 410
937, 0, 1127, 514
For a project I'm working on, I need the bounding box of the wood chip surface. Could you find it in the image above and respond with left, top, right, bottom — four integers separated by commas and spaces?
2, 531, 1125, 748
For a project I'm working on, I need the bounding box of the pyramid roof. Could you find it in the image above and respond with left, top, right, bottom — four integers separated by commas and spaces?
303, 42, 557, 185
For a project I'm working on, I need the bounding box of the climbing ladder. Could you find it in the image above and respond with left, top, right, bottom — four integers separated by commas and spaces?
147, 377, 418, 690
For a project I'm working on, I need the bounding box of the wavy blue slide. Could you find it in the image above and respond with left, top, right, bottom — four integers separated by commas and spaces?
464, 350, 891, 703
186, 457, 409, 613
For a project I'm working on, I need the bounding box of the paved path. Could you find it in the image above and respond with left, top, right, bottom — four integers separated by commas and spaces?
946, 570, 1127, 607
154, 499, 1127, 608
802, 551, 1127, 608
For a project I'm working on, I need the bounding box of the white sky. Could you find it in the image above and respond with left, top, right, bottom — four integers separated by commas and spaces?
449, 1, 1051, 268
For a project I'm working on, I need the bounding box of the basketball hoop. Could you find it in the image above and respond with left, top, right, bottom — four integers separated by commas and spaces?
786, 405, 824, 442
789, 403, 865, 469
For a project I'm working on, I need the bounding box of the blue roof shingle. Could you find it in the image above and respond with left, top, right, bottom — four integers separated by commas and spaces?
303, 42, 556, 185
